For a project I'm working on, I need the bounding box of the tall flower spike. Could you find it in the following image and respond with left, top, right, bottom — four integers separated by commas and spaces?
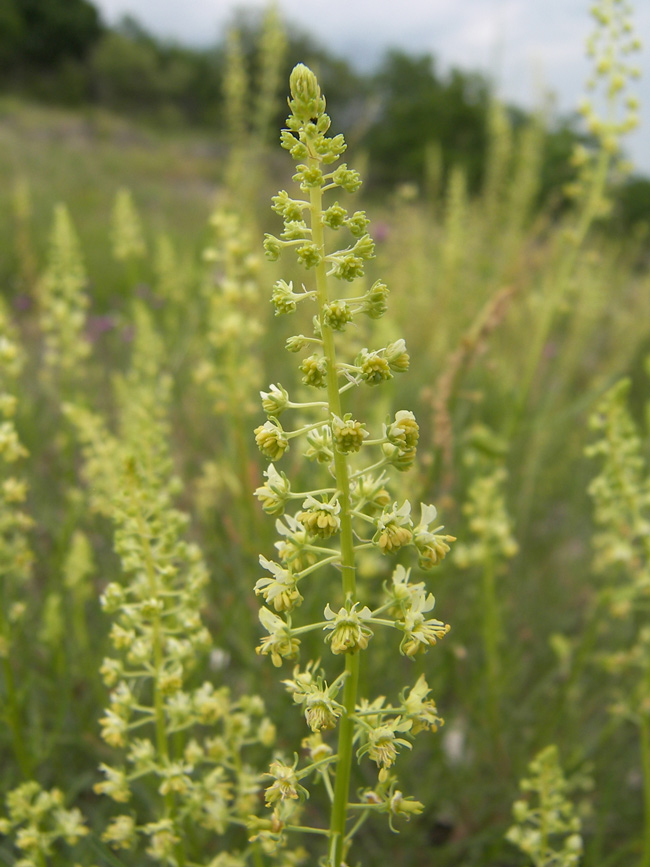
506, 745, 583, 867
254, 64, 453, 865
38, 204, 90, 385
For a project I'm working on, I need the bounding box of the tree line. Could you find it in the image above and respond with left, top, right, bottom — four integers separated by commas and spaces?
0, 0, 648, 227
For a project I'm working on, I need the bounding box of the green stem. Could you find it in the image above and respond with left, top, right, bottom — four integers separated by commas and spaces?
640, 713, 650, 867
72, 590, 89, 656
2, 650, 32, 777
539, 762, 550, 863
132, 475, 186, 867
481, 554, 501, 749
135, 507, 169, 765
508, 145, 610, 444
308, 172, 360, 867
510, 140, 613, 547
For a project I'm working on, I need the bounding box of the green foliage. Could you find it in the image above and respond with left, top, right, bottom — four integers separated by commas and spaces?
0, 0, 103, 70
364, 51, 488, 190
612, 176, 650, 230
4, 2, 646, 224
90, 24, 214, 125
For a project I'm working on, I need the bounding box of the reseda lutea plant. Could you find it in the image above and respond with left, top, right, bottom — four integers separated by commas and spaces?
253, 64, 454, 866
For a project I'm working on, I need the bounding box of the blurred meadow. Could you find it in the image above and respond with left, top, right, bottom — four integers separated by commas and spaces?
0, 1, 649, 866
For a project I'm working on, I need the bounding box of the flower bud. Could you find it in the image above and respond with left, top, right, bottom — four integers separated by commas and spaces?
296, 242, 322, 269
332, 414, 368, 454
271, 280, 297, 315
297, 497, 341, 539
263, 234, 282, 261
102, 814, 136, 850
357, 349, 392, 386
288, 63, 325, 123
332, 164, 362, 192
323, 300, 352, 331
332, 253, 364, 281
347, 211, 370, 236
323, 202, 348, 229
387, 411, 419, 449
385, 339, 410, 372
255, 464, 291, 516
373, 502, 414, 554
300, 354, 327, 388
285, 334, 308, 352
261, 383, 290, 416
255, 421, 289, 461
323, 602, 373, 654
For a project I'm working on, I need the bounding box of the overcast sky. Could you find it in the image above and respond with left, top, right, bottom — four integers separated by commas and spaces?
93, 0, 650, 173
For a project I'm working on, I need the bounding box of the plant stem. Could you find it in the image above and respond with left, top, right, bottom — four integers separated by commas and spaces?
481, 554, 501, 750
508, 145, 610, 444
1, 650, 32, 777
132, 472, 186, 867
308, 170, 360, 867
641, 708, 650, 867
511, 141, 612, 541
135, 499, 169, 765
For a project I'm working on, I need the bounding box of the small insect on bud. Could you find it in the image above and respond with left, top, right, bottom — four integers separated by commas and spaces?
288, 63, 324, 123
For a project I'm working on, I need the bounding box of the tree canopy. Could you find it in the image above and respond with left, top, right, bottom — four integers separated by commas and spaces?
0, 0, 646, 225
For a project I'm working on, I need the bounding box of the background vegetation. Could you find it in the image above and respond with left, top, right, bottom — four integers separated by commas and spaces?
0, 2, 649, 866
1, 0, 649, 225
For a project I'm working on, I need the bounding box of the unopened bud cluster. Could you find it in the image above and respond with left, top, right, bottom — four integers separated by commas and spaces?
453, 465, 518, 568
194, 208, 263, 417
566, 0, 641, 205
38, 204, 90, 383
0, 782, 88, 865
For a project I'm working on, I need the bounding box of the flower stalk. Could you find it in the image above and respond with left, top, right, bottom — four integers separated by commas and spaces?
254, 64, 454, 866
